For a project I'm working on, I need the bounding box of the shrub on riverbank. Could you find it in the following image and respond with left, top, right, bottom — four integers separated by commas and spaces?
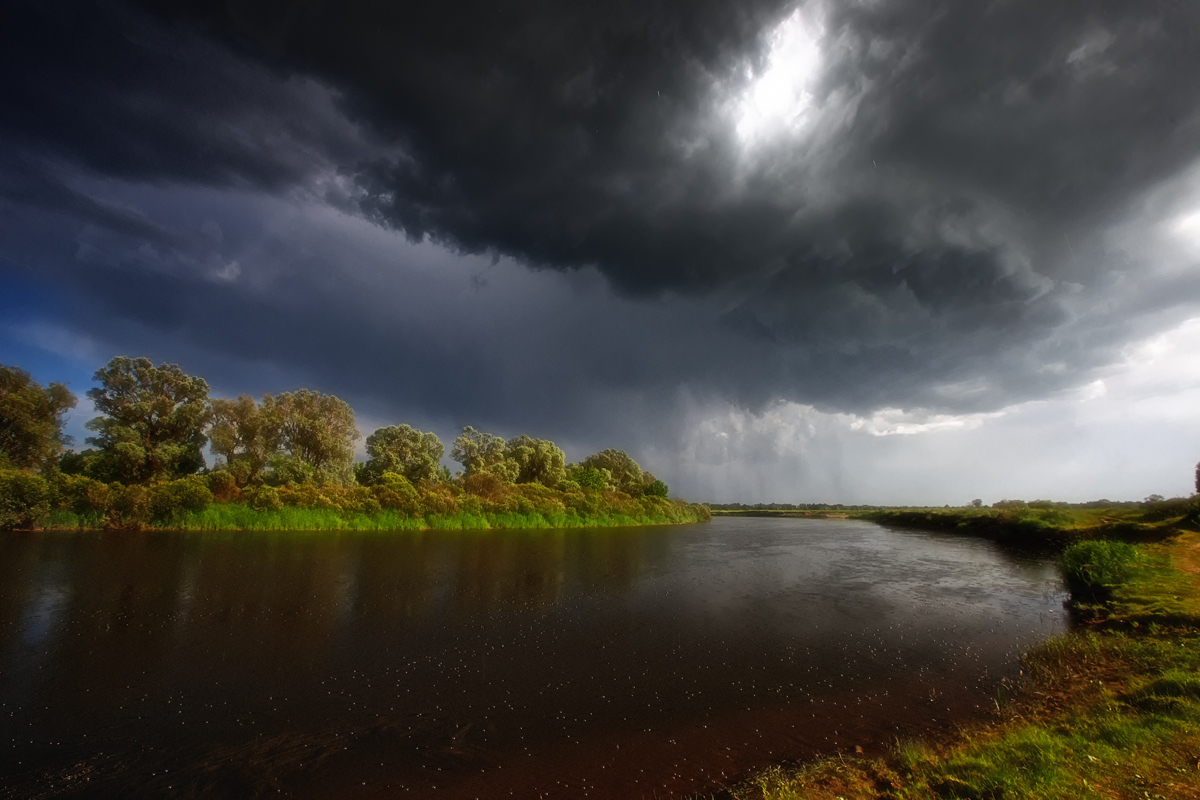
1061, 539, 1141, 599
25, 471, 709, 531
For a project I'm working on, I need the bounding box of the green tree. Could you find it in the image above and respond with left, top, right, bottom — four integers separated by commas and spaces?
360, 424, 444, 485
505, 435, 566, 486
644, 477, 669, 498
565, 464, 610, 492
0, 364, 77, 470
451, 426, 517, 481
580, 449, 648, 495
208, 395, 281, 485
262, 389, 359, 484
85, 357, 210, 484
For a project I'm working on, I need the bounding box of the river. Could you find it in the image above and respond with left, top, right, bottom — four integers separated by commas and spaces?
0, 516, 1066, 798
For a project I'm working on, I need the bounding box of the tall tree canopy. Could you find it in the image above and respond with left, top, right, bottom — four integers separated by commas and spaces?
579, 449, 662, 496
86, 357, 210, 483
263, 390, 359, 480
506, 435, 566, 487
451, 426, 517, 481
208, 395, 281, 485
0, 364, 77, 470
361, 424, 444, 485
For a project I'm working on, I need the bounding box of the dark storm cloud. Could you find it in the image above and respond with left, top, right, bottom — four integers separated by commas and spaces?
3, 0, 1200, 440
0, 1, 371, 198
138, 0, 1200, 282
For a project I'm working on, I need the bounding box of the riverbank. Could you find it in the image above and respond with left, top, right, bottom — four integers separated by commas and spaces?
40, 498, 711, 531
712, 526, 1200, 799
714, 501, 1197, 547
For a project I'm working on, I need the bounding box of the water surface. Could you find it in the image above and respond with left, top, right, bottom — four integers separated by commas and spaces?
0, 517, 1066, 798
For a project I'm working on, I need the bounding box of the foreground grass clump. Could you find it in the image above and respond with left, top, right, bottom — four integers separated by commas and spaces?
1061, 539, 1141, 598
717, 531, 1200, 800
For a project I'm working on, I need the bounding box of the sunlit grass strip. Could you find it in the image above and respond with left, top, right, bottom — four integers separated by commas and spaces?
719, 532, 1200, 800
41, 503, 712, 531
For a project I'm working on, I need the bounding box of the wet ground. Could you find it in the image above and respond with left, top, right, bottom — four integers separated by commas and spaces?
0, 517, 1067, 798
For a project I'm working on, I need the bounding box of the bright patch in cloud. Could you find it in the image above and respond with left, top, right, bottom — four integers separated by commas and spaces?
735, 9, 824, 142
849, 407, 1006, 437
1171, 207, 1200, 251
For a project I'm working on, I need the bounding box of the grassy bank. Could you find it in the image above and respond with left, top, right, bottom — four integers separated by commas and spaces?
715, 500, 1199, 547
713, 526, 1200, 800
41, 498, 711, 532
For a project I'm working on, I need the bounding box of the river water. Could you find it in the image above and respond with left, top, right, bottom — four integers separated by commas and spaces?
0, 516, 1066, 798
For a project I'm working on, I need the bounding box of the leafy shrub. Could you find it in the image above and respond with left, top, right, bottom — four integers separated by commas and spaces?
249, 486, 283, 512
566, 465, 609, 492
419, 483, 460, 515
644, 479, 669, 498
277, 483, 337, 510
1062, 539, 1140, 597
206, 470, 240, 503
54, 473, 111, 520
0, 470, 51, 529
372, 472, 421, 514
337, 486, 381, 515
108, 484, 152, 529
150, 476, 214, 523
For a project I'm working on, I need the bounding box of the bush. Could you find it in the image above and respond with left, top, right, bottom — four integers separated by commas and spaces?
150, 476, 213, 523
249, 486, 283, 512
1062, 539, 1140, 598
372, 473, 421, 515
644, 479, 669, 498
54, 473, 111, 521
108, 484, 152, 529
0, 470, 51, 529
206, 470, 240, 503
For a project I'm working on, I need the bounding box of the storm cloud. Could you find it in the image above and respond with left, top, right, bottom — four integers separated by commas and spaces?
2, 0, 1200, 500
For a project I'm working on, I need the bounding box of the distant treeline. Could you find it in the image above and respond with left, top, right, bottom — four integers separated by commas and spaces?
710, 503, 880, 511
710, 499, 1155, 511
0, 358, 707, 530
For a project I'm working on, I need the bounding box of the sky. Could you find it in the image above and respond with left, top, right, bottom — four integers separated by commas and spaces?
2, 0, 1200, 505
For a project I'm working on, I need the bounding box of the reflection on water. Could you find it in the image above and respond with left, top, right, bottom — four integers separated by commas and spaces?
0, 518, 1066, 798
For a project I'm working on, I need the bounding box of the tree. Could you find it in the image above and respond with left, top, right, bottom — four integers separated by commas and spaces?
970, 499, 983, 508
644, 477, 669, 498
360, 424, 444, 485
208, 395, 281, 485
0, 364, 77, 470
86, 357, 210, 484
580, 449, 648, 495
262, 390, 359, 483
505, 435, 566, 486
566, 464, 610, 492
451, 426, 517, 481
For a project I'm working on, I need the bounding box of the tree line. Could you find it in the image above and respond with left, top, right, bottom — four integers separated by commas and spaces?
1, 358, 678, 529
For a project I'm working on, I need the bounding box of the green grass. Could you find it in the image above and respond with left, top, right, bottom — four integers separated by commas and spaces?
717, 531, 1200, 800
39, 502, 711, 532
1061, 539, 1141, 597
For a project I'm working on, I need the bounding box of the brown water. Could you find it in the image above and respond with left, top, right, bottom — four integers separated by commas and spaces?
0, 517, 1066, 799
